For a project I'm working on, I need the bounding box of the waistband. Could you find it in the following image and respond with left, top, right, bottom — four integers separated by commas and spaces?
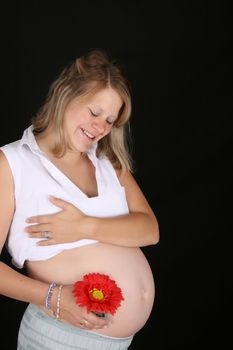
18, 303, 133, 350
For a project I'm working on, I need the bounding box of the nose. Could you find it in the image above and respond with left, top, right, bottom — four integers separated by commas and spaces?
92, 118, 106, 134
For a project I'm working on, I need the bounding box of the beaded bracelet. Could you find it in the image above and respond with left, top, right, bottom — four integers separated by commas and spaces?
45, 282, 57, 310
55, 284, 63, 319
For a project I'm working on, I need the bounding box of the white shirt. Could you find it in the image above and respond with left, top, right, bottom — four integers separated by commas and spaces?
0, 126, 129, 268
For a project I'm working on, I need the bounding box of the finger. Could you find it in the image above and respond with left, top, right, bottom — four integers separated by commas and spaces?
79, 319, 93, 329
36, 238, 56, 246
91, 320, 110, 329
78, 310, 110, 329
27, 230, 49, 238
27, 229, 52, 239
48, 195, 72, 209
26, 215, 50, 224
86, 315, 110, 329
78, 319, 108, 330
27, 231, 43, 238
25, 224, 50, 233
93, 324, 109, 330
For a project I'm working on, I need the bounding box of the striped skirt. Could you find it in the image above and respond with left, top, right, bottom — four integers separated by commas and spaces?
17, 304, 133, 350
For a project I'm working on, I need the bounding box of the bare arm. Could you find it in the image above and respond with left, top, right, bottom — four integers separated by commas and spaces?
86, 170, 159, 247
0, 151, 109, 330
0, 151, 48, 304
26, 170, 159, 247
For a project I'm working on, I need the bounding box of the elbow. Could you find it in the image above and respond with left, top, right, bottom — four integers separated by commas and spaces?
136, 212, 160, 247
148, 217, 160, 245
150, 225, 160, 245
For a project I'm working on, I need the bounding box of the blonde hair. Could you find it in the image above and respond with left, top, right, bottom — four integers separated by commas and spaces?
32, 49, 133, 172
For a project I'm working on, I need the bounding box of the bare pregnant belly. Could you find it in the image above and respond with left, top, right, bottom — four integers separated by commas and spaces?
26, 243, 155, 337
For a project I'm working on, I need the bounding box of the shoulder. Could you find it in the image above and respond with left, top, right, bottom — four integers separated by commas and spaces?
0, 147, 16, 181
0, 150, 14, 192
0, 140, 22, 170
0, 140, 21, 157
0, 150, 15, 251
115, 168, 138, 188
0, 149, 11, 170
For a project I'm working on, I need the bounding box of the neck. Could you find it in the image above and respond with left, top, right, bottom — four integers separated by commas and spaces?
35, 130, 83, 164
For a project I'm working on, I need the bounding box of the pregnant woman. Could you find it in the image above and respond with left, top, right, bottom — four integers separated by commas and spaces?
0, 49, 159, 350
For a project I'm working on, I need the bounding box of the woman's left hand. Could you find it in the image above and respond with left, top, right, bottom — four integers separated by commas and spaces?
25, 196, 89, 246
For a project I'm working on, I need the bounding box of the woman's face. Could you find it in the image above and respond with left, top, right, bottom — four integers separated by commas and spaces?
63, 87, 122, 153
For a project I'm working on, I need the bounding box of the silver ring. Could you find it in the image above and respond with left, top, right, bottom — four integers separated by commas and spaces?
43, 231, 50, 239
80, 320, 88, 327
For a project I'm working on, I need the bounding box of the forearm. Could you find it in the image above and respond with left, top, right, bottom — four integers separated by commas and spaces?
86, 212, 159, 247
0, 261, 49, 305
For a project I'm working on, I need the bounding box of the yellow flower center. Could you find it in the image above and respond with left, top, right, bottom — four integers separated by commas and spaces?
90, 288, 105, 301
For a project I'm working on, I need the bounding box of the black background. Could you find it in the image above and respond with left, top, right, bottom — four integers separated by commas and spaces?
1, 1, 232, 349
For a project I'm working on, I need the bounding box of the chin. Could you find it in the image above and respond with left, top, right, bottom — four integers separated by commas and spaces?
72, 143, 93, 153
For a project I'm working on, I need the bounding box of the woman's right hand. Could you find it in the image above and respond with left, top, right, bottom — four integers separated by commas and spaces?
25, 196, 88, 246
55, 284, 111, 330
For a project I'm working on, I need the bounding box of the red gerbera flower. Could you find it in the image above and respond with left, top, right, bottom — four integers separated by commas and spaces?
72, 272, 124, 316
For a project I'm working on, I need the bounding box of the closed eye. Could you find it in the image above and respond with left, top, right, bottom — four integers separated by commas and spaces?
89, 108, 99, 117
106, 119, 114, 125
89, 108, 115, 126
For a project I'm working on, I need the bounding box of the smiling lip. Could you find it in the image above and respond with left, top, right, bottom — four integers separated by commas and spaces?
81, 128, 96, 140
